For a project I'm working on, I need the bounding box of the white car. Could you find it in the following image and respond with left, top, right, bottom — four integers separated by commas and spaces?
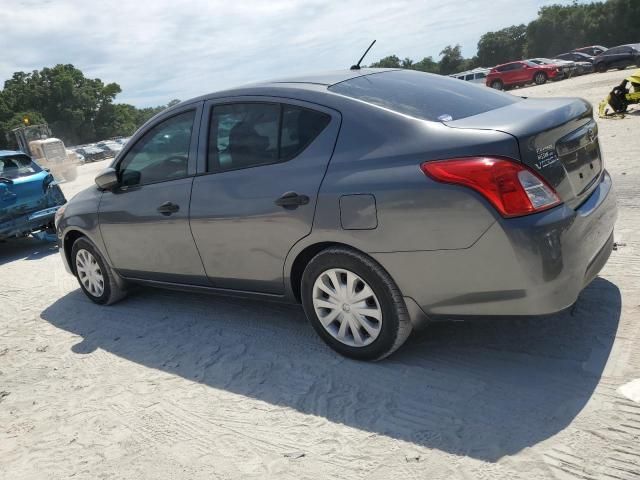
449, 68, 490, 84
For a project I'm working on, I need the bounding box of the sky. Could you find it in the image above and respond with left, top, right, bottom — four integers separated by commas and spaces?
0, 0, 587, 107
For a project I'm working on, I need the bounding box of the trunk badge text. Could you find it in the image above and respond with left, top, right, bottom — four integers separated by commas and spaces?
534, 145, 559, 170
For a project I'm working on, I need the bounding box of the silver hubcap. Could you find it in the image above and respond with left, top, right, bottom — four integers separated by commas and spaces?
312, 268, 382, 348
76, 249, 105, 297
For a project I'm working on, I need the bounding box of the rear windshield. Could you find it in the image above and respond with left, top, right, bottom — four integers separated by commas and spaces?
328, 70, 520, 122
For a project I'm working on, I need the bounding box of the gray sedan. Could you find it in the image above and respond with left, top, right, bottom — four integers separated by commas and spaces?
55, 69, 617, 360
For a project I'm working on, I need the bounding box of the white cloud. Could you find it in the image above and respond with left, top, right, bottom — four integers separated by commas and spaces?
0, 0, 581, 106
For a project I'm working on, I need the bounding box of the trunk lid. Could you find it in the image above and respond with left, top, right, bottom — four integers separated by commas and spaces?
444, 97, 602, 209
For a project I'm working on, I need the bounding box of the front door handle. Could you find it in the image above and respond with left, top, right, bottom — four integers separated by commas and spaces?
275, 192, 309, 209
157, 201, 180, 216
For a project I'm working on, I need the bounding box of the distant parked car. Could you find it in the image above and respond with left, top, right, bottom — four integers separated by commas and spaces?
486, 60, 561, 90
574, 45, 608, 57
449, 68, 490, 84
555, 51, 595, 64
96, 141, 123, 155
74, 146, 106, 162
66, 149, 85, 165
528, 58, 576, 78
594, 44, 640, 72
553, 52, 596, 75
0, 150, 66, 241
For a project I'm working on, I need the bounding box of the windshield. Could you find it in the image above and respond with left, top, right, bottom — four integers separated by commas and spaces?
328, 70, 520, 122
0, 155, 42, 179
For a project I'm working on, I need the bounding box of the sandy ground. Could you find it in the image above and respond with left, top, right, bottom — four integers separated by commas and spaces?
1, 70, 640, 480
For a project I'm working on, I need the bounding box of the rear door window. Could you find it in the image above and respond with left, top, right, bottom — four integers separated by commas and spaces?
328, 69, 520, 122
208, 103, 330, 172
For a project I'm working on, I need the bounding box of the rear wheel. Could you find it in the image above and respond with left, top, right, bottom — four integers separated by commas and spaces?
534, 72, 547, 85
301, 247, 412, 361
490, 79, 503, 90
71, 237, 127, 305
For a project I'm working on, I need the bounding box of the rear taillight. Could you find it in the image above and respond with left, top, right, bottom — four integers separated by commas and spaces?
420, 157, 561, 218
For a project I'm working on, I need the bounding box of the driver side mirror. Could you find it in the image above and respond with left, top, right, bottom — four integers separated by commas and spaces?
95, 167, 119, 191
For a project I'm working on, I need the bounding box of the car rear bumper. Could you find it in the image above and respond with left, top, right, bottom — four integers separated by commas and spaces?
0, 206, 60, 240
372, 170, 617, 318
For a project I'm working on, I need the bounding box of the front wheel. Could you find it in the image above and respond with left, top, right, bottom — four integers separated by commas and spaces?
596, 63, 607, 73
490, 80, 503, 90
534, 72, 547, 85
71, 237, 127, 305
301, 247, 412, 361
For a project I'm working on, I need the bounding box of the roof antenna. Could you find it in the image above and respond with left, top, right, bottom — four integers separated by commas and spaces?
350, 40, 376, 70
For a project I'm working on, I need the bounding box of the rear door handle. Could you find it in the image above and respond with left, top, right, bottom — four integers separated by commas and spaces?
157, 201, 180, 216
275, 192, 309, 208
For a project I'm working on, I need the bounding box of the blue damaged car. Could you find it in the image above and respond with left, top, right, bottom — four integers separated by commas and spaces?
0, 150, 66, 242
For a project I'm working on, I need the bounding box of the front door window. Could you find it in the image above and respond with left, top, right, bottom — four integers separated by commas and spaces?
118, 110, 195, 186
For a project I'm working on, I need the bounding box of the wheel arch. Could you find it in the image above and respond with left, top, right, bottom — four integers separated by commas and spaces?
62, 229, 87, 275
63, 228, 128, 291
288, 241, 354, 302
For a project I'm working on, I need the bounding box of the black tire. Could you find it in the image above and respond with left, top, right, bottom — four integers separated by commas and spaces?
534, 71, 547, 85
490, 80, 503, 90
71, 237, 127, 305
596, 63, 607, 73
300, 247, 412, 361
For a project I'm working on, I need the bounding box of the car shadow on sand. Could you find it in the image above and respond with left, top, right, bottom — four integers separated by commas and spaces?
41, 277, 621, 462
0, 237, 59, 265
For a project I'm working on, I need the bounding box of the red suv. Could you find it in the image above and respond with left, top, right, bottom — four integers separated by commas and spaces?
486, 61, 561, 90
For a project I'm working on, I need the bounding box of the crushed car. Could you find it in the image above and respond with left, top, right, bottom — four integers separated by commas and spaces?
0, 150, 66, 242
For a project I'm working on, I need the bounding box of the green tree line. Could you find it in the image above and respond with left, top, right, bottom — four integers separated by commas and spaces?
0, 64, 179, 149
369, 0, 640, 74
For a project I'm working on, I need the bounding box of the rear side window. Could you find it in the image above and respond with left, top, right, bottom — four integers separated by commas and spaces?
208, 103, 330, 172
280, 105, 330, 161
328, 70, 519, 122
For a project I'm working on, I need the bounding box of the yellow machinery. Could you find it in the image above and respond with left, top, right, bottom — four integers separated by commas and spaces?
12, 123, 78, 182
599, 68, 640, 118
